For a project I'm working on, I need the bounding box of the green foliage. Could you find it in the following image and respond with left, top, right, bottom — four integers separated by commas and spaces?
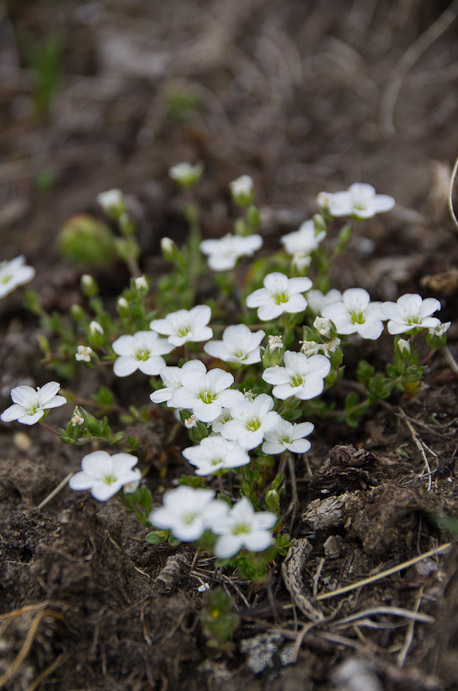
201, 588, 240, 649
59, 215, 115, 268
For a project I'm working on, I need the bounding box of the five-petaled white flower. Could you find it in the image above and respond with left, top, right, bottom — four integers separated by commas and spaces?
112, 331, 174, 377
263, 351, 331, 400
171, 366, 240, 423
149, 487, 228, 542
306, 289, 342, 315
212, 497, 277, 558
246, 272, 312, 321
382, 294, 441, 335
318, 183, 395, 219
75, 345, 94, 362
0, 256, 35, 298
150, 305, 212, 347
262, 419, 314, 455
280, 220, 326, 265
150, 360, 207, 406
219, 393, 280, 450
204, 324, 265, 365
69, 450, 141, 501
183, 435, 250, 475
200, 233, 263, 271
1, 381, 66, 425
322, 288, 385, 340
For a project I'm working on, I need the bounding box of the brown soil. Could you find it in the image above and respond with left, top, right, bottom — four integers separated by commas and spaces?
1, 1, 458, 689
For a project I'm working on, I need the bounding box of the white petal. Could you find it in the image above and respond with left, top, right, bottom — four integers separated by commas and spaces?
112, 335, 135, 356
18, 411, 44, 425
113, 357, 139, 377
81, 451, 111, 478
214, 535, 243, 558
42, 395, 67, 410
68, 472, 94, 490
10, 386, 36, 407
91, 481, 122, 501
1, 404, 25, 422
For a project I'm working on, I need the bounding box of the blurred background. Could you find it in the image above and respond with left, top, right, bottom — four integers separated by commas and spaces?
1, 0, 458, 275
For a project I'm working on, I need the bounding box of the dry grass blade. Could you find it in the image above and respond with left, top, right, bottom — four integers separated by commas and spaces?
331, 605, 434, 628
316, 542, 451, 601
449, 155, 458, 230
380, 0, 458, 136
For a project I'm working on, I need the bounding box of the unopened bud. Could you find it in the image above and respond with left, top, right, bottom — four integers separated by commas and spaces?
397, 338, 411, 355
117, 297, 130, 317
97, 189, 125, 219
161, 237, 178, 262
70, 304, 85, 322
313, 316, 332, 339
134, 275, 149, 294
81, 274, 98, 297
88, 320, 104, 346
230, 175, 254, 207
169, 162, 203, 188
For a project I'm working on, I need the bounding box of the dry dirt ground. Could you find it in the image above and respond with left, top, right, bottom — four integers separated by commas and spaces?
1, 1, 458, 689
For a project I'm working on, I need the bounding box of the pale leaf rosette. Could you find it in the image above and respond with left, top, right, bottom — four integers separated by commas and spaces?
382, 294, 441, 335
322, 288, 385, 340
263, 351, 331, 401
246, 272, 312, 321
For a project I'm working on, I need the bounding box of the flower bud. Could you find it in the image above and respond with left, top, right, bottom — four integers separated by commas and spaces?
313, 316, 333, 339
313, 213, 327, 234
75, 345, 94, 363
265, 489, 280, 512
70, 304, 86, 322
81, 274, 99, 297
117, 296, 130, 317
397, 338, 411, 355
230, 175, 254, 207
96, 189, 126, 220
88, 320, 104, 347
169, 162, 203, 188
161, 237, 178, 262
134, 275, 149, 295
262, 335, 284, 367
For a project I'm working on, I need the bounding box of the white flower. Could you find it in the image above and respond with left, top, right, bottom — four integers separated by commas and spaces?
0, 256, 35, 298
150, 305, 212, 347
183, 435, 250, 475
69, 450, 140, 501
75, 345, 94, 362
204, 324, 265, 365
150, 360, 206, 406
306, 289, 342, 315
149, 487, 228, 542
268, 335, 283, 351
171, 367, 240, 423
230, 175, 254, 206
210, 407, 233, 433
200, 233, 263, 271
220, 393, 280, 450
184, 414, 197, 429
112, 331, 174, 377
169, 162, 203, 187
71, 410, 84, 426
263, 351, 331, 400
262, 419, 314, 455
318, 183, 395, 219
322, 288, 385, 340
382, 294, 441, 335
212, 497, 277, 558
246, 272, 312, 321
429, 321, 450, 338
96, 189, 125, 216
280, 220, 326, 260
1, 381, 66, 425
